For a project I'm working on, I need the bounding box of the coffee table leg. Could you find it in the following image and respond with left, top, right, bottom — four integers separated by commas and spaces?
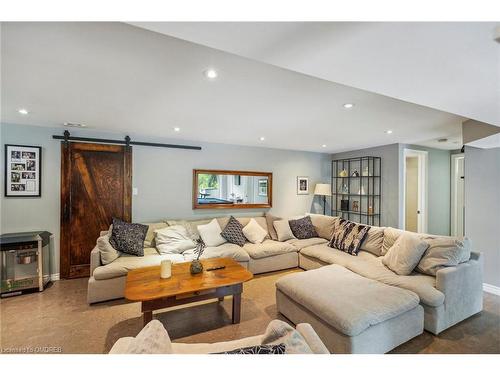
232, 293, 241, 324
143, 310, 153, 326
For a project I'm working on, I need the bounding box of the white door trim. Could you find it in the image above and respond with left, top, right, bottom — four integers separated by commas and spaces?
450, 153, 465, 236
402, 149, 428, 233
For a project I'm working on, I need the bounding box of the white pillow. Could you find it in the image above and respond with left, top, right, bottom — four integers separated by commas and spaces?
126, 320, 173, 354
242, 218, 268, 244
96, 230, 121, 265
382, 232, 429, 275
197, 219, 227, 247
154, 225, 197, 254
273, 220, 296, 242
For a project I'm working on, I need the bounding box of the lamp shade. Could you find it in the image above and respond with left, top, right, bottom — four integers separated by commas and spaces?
314, 183, 331, 196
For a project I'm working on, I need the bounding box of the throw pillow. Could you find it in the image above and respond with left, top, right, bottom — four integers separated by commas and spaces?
154, 225, 197, 254
127, 320, 173, 354
416, 236, 471, 276
328, 218, 369, 255
265, 213, 281, 241
242, 218, 269, 244
273, 220, 296, 242
381, 227, 404, 255
307, 213, 338, 240
382, 232, 429, 275
221, 216, 247, 246
143, 222, 169, 248
96, 229, 121, 265
216, 343, 286, 354
359, 225, 386, 256
197, 219, 227, 247
288, 216, 318, 239
109, 218, 148, 257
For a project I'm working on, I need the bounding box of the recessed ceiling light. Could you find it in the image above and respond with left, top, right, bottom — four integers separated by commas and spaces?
64, 122, 86, 128
343, 103, 354, 109
173, 127, 180, 132
322, 144, 327, 148
385, 130, 393, 134
259, 136, 265, 141
18, 108, 29, 115
204, 69, 218, 80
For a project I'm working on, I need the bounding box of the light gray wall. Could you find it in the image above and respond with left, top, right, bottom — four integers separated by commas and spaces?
464, 146, 500, 287
400, 144, 452, 236
332, 144, 400, 227
1, 123, 330, 275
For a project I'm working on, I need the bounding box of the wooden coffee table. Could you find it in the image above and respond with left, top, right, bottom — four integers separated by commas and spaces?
124, 258, 253, 327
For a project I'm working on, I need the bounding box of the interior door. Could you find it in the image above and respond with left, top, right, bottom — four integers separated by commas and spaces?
60, 142, 132, 278
451, 154, 465, 236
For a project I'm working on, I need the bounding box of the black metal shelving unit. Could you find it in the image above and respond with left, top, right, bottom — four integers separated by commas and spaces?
331, 156, 381, 226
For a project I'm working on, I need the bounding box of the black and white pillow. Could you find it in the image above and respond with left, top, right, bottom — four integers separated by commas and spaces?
328, 218, 369, 256
220, 216, 246, 247
217, 343, 286, 354
109, 218, 148, 256
288, 216, 318, 239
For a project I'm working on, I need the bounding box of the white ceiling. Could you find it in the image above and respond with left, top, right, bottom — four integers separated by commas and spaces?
130, 22, 500, 127
1, 22, 464, 153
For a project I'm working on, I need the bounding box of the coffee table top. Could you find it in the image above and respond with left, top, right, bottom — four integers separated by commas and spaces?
124, 257, 253, 302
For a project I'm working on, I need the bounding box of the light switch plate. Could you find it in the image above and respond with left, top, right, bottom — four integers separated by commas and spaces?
132, 187, 138, 196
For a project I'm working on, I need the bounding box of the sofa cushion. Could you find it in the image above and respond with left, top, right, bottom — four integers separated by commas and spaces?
360, 225, 386, 256
273, 220, 296, 242
381, 227, 404, 255
286, 237, 328, 250
346, 257, 445, 307
383, 232, 429, 275
243, 218, 269, 244
96, 230, 121, 265
109, 218, 149, 257
154, 225, 197, 254
243, 240, 297, 259
328, 218, 369, 255
300, 244, 376, 267
143, 222, 169, 248
197, 219, 227, 247
276, 264, 420, 336
220, 216, 246, 246
265, 213, 281, 241
307, 214, 338, 240
166, 218, 213, 240
93, 249, 180, 280
183, 243, 250, 263
417, 236, 471, 276
288, 216, 319, 239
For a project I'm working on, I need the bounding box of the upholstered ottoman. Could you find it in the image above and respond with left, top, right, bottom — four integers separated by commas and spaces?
276, 264, 424, 353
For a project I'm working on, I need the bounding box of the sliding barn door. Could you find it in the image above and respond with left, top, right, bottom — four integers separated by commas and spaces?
60, 142, 132, 278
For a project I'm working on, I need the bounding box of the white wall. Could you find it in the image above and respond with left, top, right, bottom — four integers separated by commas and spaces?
465, 146, 500, 288
1, 123, 330, 275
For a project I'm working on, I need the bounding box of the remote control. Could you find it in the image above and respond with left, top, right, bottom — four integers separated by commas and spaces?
206, 265, 226, 271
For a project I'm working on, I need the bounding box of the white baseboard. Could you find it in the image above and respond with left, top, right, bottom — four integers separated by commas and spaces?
50, 273, 60, 281
483, 283, 500, 296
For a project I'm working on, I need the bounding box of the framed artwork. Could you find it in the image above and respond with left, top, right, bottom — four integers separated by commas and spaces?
4, 144, 42, 197
258, 179, 268, 196
297, 176, 309, 195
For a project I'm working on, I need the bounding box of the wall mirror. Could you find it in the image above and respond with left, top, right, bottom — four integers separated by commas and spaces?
193, 169, 272, 209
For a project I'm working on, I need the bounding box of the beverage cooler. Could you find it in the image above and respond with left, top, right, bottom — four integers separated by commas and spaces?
1, 231, 52, 297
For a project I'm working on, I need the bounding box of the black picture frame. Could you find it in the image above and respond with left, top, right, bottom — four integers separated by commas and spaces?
4, 144, 42, 197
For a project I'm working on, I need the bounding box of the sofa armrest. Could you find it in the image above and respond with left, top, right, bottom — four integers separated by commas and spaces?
90, 246, 102, 276
296, 323, 330, 354
435, 252, 483, 317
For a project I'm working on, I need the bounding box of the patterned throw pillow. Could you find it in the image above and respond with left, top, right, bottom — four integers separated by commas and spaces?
217, 343, 286, 354
220, 216, 246, 247
288, 216, 318, 239
109, 218, 148, 256
328, 218, 369, 255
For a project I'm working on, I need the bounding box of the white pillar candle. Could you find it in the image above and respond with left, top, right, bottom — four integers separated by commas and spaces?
160, 260, 172, 279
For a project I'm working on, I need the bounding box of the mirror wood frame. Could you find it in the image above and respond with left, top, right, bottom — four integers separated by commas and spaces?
192, 169, 273, 209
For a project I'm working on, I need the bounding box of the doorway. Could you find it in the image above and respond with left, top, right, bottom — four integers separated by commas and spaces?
60, 142, 132, 278
403, 149, 428, 233
451, 154, 465, 236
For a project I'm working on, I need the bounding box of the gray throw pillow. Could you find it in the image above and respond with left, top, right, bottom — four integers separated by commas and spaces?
221, 216, 247, 247
109, 217, 148, 256
382, 232, 429, 275
288, 216, 318, 239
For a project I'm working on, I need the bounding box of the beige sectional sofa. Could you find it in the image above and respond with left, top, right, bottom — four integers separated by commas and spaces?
88, 213, 483, 344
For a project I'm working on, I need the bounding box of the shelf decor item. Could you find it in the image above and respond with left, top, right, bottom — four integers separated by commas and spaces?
190, 238, 206, 275
4, 144, 42, 197
331, 156, 381, 225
